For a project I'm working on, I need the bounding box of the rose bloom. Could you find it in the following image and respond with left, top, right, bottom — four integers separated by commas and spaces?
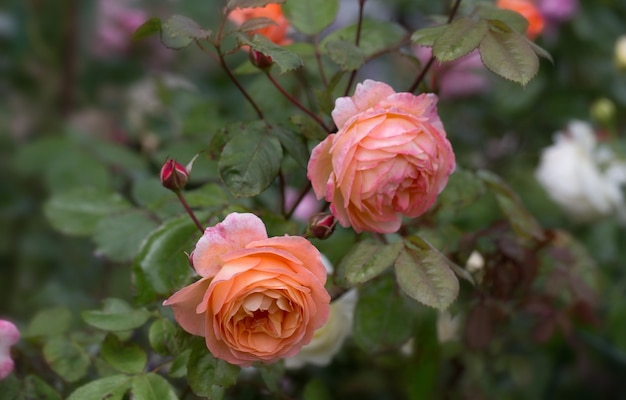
307, 80, 456, 234
285, 255, 357, 368
496, 0, 545, 39
228, 3, 291, 46
535, 120, 626, 222
93, 0, 147, 57
163, 213, 330, 366
0, 320, 19, 380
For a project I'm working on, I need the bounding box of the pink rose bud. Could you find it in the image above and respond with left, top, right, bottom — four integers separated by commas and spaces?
160, 159, 189, 192
307, 213, 337, 240
307, 80, 456, 234
249, 50, 273, 69
0, 320, 20, 381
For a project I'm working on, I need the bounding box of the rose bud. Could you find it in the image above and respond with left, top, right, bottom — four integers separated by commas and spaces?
249, 50, 273, 70
160, 159, 189, 192
307, 213, 337, 240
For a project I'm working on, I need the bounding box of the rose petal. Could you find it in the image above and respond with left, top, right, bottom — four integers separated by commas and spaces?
163, 277, 212, 336
308, 135, 336, 200
193, 213, 267, 277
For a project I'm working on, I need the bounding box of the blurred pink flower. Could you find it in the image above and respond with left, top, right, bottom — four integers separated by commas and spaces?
93, 0, 147, 57
414, 47, 489, 99
539, 0, 578, 24
0, 320, 19, 380
285, 188, 321, 222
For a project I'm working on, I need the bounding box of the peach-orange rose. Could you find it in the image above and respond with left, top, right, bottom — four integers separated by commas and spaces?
496, 0, 545, 39
307, 80, 455, 234
163, 213, 330, 366
228, 3, 291, 46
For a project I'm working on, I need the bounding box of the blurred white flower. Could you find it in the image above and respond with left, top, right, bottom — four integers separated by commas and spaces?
535, 120, 626, 222
437, 311, 462, 344
284, 255, 357, 368
465, 251, 485, 274
615, 36, 626, 70
0, 320, 20, 380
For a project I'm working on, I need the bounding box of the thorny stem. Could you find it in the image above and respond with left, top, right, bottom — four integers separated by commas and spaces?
217, 45, 265, 120
176, 191, 205, 234
407, 0, 463, 94
314, 34, 329, 87
196, 39, 265, 120
343, 0, 367, 96
265, 71, 332, 133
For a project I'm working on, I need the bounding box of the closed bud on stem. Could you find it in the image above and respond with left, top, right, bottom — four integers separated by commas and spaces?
249, 50, 273, 70
306, 213, 337, 240
160, 159, 189, 192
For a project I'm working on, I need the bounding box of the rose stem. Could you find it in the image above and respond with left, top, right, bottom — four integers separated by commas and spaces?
407, 0, 463, 94
175, 191, 205, 233
343, 0, 366, 96
264, 71, 332, 133
195, 39, 265, 120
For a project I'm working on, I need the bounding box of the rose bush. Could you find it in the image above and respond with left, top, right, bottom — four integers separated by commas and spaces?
163, 213, 330, 366
307, 79, 456, 234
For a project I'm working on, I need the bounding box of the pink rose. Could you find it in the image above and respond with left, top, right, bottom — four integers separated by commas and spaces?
0, 320, 20, 380
163, 213, 330, 366
307, 80, 455, 233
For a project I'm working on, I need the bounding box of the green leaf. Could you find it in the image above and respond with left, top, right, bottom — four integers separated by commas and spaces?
43, 150, 112, 194
93, 210, 159, 262
237, 34, 303, 74
394, 238, 459, 310
132, 215, 199, 305
131, 373, 178, 400
67, 375, 133, 400
411, 25, 447, 46
161, 15, 211, 50
23, 307, 72, 338
133, 17, 162, 41
44, 188, 131, 236
353, 275, 414, 353
187, 338, 239, 397
432, 17, 488, 62
169, 349, 190, 378
477, 170, 545, 241
476, 6, 529, 34
283, 0, 338, 35
323, 39, 366, 71
43, 336, 90, 382
336, 241, 403, 287
149, 318, 178, 355
24, 375, 63, 400
436, 169, 486, 218
321, 19, 405, 58
239, 17, 278, 32
259, 362, 285, 394
303, 378, 332, 400
185, 183, 230, 209
82, 298, 152, 331
227, 0, 285, 11
101, 334, 147, 374
478, 28, 539, 86
271, 125, 310, 169
219, 121, 283, 197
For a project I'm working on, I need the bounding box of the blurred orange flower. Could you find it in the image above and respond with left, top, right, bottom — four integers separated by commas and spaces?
228, 3, 291, 46
497, 0, 545, 39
